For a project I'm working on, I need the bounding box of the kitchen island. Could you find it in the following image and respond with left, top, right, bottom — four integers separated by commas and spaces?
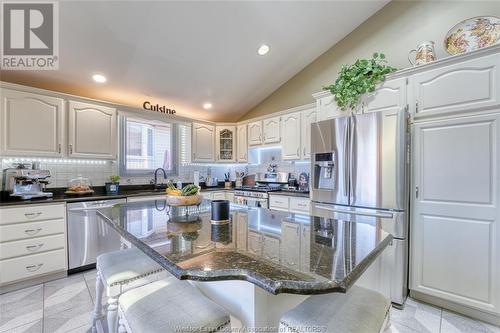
97, 199, 393, 328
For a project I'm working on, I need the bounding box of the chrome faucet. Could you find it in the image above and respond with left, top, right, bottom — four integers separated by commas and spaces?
154, 168, 167, 189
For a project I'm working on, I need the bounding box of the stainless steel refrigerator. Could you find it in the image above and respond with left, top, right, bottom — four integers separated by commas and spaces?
310, 108, 409, 307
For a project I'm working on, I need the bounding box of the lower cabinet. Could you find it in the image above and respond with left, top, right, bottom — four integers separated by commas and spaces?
269, 194, 310, 214
411, 112, 500, 315
200, 191, 234, 202
0, 204, 67, 288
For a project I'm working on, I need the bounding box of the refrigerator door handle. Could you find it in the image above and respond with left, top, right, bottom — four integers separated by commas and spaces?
349, 116, 356, 204
313, 204, 394, 219
343, 119, 350, 197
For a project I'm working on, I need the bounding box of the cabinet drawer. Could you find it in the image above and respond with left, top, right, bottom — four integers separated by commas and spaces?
289, 197, 310, 213
0, 204, 65, 225
212, 192, 226, 200
269, 195, 289, 210
0, 234, 66, 260
0, 249, 66, 285
0, 219, 65, 242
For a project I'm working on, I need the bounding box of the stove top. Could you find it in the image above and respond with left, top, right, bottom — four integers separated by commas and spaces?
234, 186, 282, 193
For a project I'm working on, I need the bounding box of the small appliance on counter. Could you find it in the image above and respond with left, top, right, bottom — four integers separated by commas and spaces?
1, 166, 53, 200
205, 176, 219, 187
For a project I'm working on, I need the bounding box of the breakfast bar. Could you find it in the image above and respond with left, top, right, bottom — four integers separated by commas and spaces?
96, 199, 393, 328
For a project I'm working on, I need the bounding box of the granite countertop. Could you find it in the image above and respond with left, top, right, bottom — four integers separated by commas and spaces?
0, 185, 309, 207
97, 199, 392, 295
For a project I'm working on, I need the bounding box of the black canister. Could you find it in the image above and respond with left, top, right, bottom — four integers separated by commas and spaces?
211, 200, 230, 224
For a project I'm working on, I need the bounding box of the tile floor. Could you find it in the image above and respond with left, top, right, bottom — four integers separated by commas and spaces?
1, 271, 499, 333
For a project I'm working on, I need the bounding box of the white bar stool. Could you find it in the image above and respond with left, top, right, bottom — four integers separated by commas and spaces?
279, 286, 391, 333
92, 248, 169, 333
117, 278, 231, 333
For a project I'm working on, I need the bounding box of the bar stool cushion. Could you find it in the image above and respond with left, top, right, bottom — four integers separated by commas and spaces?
119, 279, 231, 333
280, 286, 390, 333
97, 248, 165, 287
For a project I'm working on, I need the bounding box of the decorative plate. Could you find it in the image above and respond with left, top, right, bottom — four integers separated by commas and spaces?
445, 16, 500, 55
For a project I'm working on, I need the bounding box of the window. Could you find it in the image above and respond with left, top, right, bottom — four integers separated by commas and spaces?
120, 117, 178, 176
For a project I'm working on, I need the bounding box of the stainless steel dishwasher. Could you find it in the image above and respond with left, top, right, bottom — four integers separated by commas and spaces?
67, 199, 126, 273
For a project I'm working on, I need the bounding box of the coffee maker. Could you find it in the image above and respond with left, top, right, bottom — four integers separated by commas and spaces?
2, 166, 53, 200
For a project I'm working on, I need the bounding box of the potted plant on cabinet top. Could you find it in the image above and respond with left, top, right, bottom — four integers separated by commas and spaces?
323, 53, 397, 111
105, 175, 120, 195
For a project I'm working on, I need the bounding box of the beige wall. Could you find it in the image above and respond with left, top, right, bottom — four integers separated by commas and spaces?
240, 1, 500, 120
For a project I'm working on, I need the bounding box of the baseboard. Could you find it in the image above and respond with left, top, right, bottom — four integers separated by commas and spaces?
0, 270, 67, 294
410, 290, 500, 327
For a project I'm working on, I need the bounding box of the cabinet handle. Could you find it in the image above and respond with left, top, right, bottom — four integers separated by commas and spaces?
296, 227, 299, 236
58, 143, 61, 154
26, 263, 43, 272
26, 243, 44, 252
259, 134, 262, 141
415, 186, 419, 198
303, 228, 307, 237
415, 101, 419, 113
24, 228, 42, 235
24, 212, 42, 218
303, 147, 306, 156
297, 147, 299, 157
69, 144, 73, 154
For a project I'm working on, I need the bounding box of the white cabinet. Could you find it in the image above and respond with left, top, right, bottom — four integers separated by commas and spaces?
248, 121, 263, 146
281, 221, 301, 270
282, 112, 301, 160
411, 53, 500, 119
262, 235, 280, 263
269, 195, 290, 212
363, 77, 407, 114
248, 231, 262, 256
263, 116, 281, 144
192, 122, 215, 162
411, 112, 500, 315
236, 124, 248, 162
0, 204, 67, 288
289, 197, 310, 214
216, 125, 236, 162
68, 100, 117, 159
300, 107, 317, 159
235, 212, 248, 250
314, 91, 345, 121
300, 225, 310, 271
0, 89, 64, 157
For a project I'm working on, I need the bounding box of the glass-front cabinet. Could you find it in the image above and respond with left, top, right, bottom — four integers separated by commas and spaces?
216, 125, 236, 162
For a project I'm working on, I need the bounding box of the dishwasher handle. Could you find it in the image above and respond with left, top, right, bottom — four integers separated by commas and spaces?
68, 204, 117, 212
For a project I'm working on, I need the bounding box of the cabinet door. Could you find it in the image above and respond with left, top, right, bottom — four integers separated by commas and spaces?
236, 124, 248, 162
263, 235, 280, 263
363, 77, 407, 114
0, 89, 64, 157
300, 225, 310, 271
68, 101, 116, 159
301, 107, 317, 159
192, 123, 215, 162
216, 126, 236, 162
263, 116, 281, 144
248, 121, 262, 146
281, 221, 300, 270
411, 112, 500, 314
247, 231, 262, 255
281, 112, 301, 160
317, 94, 345, 121
411, 53, 500, 119
236, 212, 248, 250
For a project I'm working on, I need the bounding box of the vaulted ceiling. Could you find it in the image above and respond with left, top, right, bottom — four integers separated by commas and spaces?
1, 1, 389, 121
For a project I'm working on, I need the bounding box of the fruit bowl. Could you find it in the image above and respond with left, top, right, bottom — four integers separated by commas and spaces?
166, 194, 202, 206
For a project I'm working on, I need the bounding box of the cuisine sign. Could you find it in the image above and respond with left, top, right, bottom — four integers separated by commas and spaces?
142, 101, 176, 115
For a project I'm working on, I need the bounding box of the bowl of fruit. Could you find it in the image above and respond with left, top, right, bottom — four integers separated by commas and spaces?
166, 182, 202, 206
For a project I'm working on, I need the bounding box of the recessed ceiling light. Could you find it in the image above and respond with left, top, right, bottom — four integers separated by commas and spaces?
92, 74, 107, 83
257, 44, 270, 56
203, 103, 212, 109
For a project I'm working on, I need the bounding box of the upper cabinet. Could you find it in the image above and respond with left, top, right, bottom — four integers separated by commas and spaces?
262, 116, 281, 144
248, 121, 262, 146
0, 89, 64, 157
362, 77, 407, 114
192, 122, 215, 162
300, 107, 317, 160
215, 125, 236, 162
236, 124, 248, 162
282, 112, 301, 160
314, 92, 345, 121
410, 53, 500, 119
68, 101, 117, 159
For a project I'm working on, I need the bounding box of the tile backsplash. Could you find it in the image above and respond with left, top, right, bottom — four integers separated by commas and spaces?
1, 157, 310, 189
